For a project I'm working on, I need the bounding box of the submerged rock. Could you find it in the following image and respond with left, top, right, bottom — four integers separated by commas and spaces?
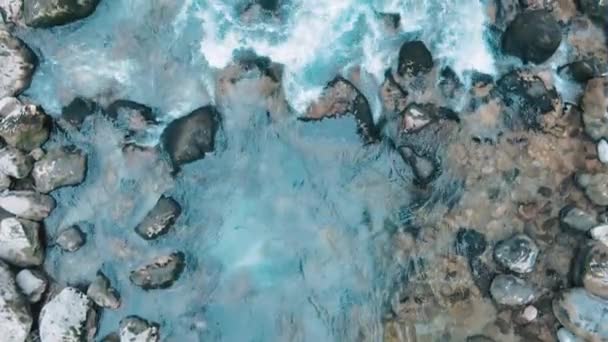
0, 145, 33, 179
553, 288, 608, 341
16, 268, 47, 303
576, 173, 608, 206
0, 103, 51, 152
161, 106, 220, 167
61, 97, 97, 129
490, 274, 536, 306
581, 77, 608, 141
581, 243, 608, 299
135, 196, 181, 240
0, 191, 55, 221
55, 225, 85, 252
397, 40, 433, 76
39, 287, 97, 342
31, 146, 87, 193
129, 252, 185, 290
454, 228, 487, 259
0, 217, 43, 266
397, 146, 440, 185
494, 233, 539, 274
579, 0, 608, 24
105, 100, 156, 137
0, 260, 32, 342
558, 59, 607, 84
87, 272, 120, 309
560, 205, 598, 232
23, 0, 101, 27
0, 30, 36, 98
501, 9, 562, 64
119, 316, 159, 342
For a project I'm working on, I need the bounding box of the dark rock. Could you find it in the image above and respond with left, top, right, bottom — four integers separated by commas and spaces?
467, 335, 496, 342
119, 316, 159, 342
16, 268, 47, 303
0, 146, 33, 179
454, 228, 487, 259
579, 0, 608, 24
494, 233, 539, 274
560, 205, 598, 232
581, 77, 608, 141
0, 191, 55, 221
501, 9, 562, 64
87, 271, 120, 309
55, 225, 85, 252
256, 0, 279, 11
0, 217, 43, 267
580, 243, 608, 299
23, 0, 101, 28
129, 252, 185, 290
397, 40, 433, 76
161, 106, 220, 167
0, 30, 37, 98
575, 172, 608, 206
537, 186, 552, 197
135, 196, 181, 240
490, 274, 537, 306
379, 70, 408, 113
0, 103, 51, 152
31, 146, 87, 193
105, 100, 156, 137
61, 97, 98, 128
553, 288, 608, 341
39, 287, 97, 342
558, 59, 607, 84
438, 66, 463, 100
0, 260, 32, 341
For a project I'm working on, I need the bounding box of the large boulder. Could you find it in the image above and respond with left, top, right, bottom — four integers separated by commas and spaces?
23, 0, 101, 28
0, 260, 32, 342
0, 217, 43, 266
135, 196, 181, 240
0, 102, 51, 152
0, 145, 33, 179
501, 9, 562, 64
0, 30, 36, 98
31, 146, 87, 193
397, 40, 433, 76
161, 106, 220, 167
0, 190, 55, 221
60, 97, 98, 129
39, 287, 97, 342
129, 252, 185, 290
119, 316, 159, 342
553, 288, 608, 341
581, 77, 608, 142
493, 233, 539, 274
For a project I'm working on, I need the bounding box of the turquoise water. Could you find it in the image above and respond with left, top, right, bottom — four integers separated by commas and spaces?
16, 0, 495, 340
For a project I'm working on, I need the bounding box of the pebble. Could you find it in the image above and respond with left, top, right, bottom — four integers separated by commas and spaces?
560, 206, 598, 232
521, 305, 538, 322
553, 288, 608, 341
591, 224, 608, 247
0, 217, 43, 266
598, 139, 608, 164
490, 274, 536, 306
493, 233, 539, 274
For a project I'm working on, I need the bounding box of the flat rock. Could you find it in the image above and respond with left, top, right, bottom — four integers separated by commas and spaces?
135, 196, 181, 240
560, 205, 598, 232
0, 102, 51, 151
0, 145, 33, 179
23, 0, 100, 27
581, 243, 608, 300
501, 9, 562, 64
39, 287, 96, 342
0, 260, 32, 342
87, 272, 120, 309
576, 173, 608, 206
31, 146, 87, 193
397, 40, 433, 76
0, 30, 36, 98
55, 225, 85, 252
0, 216, 43, 266
0, 191, 54, 220
582, 77, 608, 141
493, 233, 539, 274
119, 316, 159, 342
490, 274, 536, 306
553, 288, 608, 341
129, 252, 185, 290
16, 268, 47, 303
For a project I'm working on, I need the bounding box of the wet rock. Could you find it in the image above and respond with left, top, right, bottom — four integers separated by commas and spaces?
0, 191, 55, 221
119, 316, 159, 342
0, 145, 33, 179
87, 271, 120, 309
520, 305, 538, 322
397, 40, 433, 76
397, 146, 440, 185
105, 100, 156, 137
303, 77, 379, 143
400, 103, 435, 133
0, 103, 51, 151
31, 146, 87, 193
0, 0, 24, 24
559, 205, 598, 232
23, 0, 101, 28
0, 30, 36, 98
580, 243, 608, 299
39, 287, 97, 342
129, 252, 185, 290
581, 77, 608, 141
55, 225, 85, 252
61, 97, 97, 129
490, 274, 536, 306
558, 59, 607, 84
0, 96, 22, 117
0, 217, 42, 266
379, 70, 408, 113
494, 233, 539, 274
579, 0, 608, 24
135, 196, 181, 240
553, 288, 608, 341
598, 139, 608, 164
16, 268, 47, 303
501, 9, 562, 64
0, 260, 32, 342
438, 66, 463, 100
576, 173, 608, 206
591, 224, 608, 248
454, 228, 487, 259
161, 106, 220, 167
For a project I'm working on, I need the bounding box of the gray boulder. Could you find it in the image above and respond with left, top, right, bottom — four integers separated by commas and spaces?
39, 287, 97, 342
501, 9, 562, 64
87, 272, 120, 309
0, 217, 43, 266
0, 30, 36, 98
493, 233, 539, 274
576, 173, 608, 206
119, 316, 159, 342
0, 145, 33, 179
135, 196, 181, 240
0, 191, 55, 220
16, 268, 47, 303
129, 252, 185, 290
553, 288, 608, 341
23, 0, 100, 27
0, 103, 51, 152
55, 225, 85, 252
582, 77, 608, 142
32, 147, 87, 193
0, 260, 32, 342
490, 274, 536, 306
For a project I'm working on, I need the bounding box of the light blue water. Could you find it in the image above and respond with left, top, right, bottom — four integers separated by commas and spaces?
16, 0, 496, 340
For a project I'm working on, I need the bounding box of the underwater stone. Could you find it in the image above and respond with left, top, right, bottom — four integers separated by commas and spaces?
0, 217, 43, 266
119, 316, 159, 342
397, 40, 433, 76
578, 0, 608, 24
0, 190, 55, 221
576, 172, 608, 206
23, 0, 101, 28
31, 146, 87, 193
559, 205, 598, 232
0, 30, 36, 99
581, 243, 608, 300
582, 77, 608, 141
501, 9, 562, 64
61, 97, 97, 129
0, 103, 51, 152
0, 260, 32, 342
39, 287, 97, 342
490, 274, 536, 306
0, 145, 33, 179
553, 288, 608, 341
55, 225, 85, 252
129, 252, 185, 290
493, 233, 539, 274
16, 268, 47, 303
135, 196, 181, 240
454, 228, 487, 259
400, 103, 435, 134
558, 59, 607, 84
87, 271, 120, 310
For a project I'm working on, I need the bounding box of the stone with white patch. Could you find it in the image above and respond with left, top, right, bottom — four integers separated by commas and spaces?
591, 224, 608, 248
598, 140, 608, 164
0, 30, 36, 99
494, 233, 539, 274
16, 269, 47, 303
0, 145, 33, 179
39, 287, 97, 342
0, 191, 55, 221
0, 103, 51, 152
32, 147, 87, 193
0, 0, 23, 24
55, 225, 85, 252
0, 260, 33, 342
119, 316, 159, 342
0, 217, 43, 266
553, 288, 608, 341
87, 272, 120, 309
490, 274, 536, 306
